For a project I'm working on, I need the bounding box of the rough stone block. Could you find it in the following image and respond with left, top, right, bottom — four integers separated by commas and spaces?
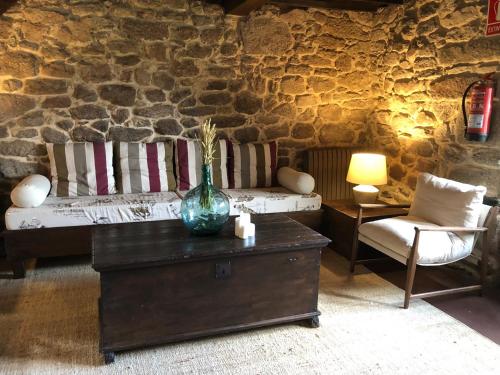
234, 91, 262, 114
133, 104, 174, 118
199, 92, 232, 106
98, 84, 137, 106
241, 17, 293, 55
72, 126, 105, 142
280, 76, 306, 95
0, 51, 39, 78
109, 126, 153, 142
41, 127, 69, 143
24, 78, 68, 95
42, 95, 72, 109
70, 104, 109, 120
0, 94, 36, 122
121, 18, 169, 40
74, 84, 98, 102
211, 115, 246, 128
155, 119, 183, 135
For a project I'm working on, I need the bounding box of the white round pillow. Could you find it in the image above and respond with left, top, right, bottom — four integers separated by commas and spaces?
277, 167, 315, 195
10, 174, 51, 208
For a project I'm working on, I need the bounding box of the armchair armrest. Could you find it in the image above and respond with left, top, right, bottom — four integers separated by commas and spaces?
359, 203, 411, 209
415, 226, 488, 233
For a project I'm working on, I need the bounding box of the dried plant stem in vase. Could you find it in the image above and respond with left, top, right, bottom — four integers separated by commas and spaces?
199, 119, 217, 209
180, 119, 230, 235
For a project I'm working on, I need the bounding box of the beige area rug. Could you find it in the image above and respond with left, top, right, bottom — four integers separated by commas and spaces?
1, 252, 499, 375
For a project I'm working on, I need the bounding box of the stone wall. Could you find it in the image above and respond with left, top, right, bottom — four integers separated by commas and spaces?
0, 0, 498, 276
368, 0, 500, 278
370, 0, 500, 203
0, 0, 378, 193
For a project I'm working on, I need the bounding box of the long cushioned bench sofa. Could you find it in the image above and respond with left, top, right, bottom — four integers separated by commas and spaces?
2, 139, 323, 278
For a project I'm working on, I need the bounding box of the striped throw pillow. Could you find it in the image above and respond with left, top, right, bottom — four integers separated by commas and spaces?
176, 138, 229, 190
47, 142, 116, 197
116, 142, 176, 194
228, 141, 277, 188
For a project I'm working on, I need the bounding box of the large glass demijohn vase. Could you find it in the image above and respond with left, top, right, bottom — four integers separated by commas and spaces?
181, 163, 230, 235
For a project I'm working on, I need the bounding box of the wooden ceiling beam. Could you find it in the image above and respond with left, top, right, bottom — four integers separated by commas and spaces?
223, 0, 268, 15
0, 0, 18, 15
271, 0, 403, 12
222, 0, 403, 15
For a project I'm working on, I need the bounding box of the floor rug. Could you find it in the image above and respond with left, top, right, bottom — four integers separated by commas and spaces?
1, 252, 499, 374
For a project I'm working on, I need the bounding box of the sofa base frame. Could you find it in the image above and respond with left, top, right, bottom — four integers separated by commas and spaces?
3, 209, 323, 278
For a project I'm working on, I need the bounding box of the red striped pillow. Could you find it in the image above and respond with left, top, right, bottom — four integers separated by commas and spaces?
115, 142, 176, 194
228, 141, 277, 188
47, 142, 116, 197
176, 138, 230, 190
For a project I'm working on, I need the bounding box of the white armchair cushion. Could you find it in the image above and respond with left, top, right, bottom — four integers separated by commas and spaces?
409, 173, 486, 230
358, 216, 472, 266
277, 167, 315, 194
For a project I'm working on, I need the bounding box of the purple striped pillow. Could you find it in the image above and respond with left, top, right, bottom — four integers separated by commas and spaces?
115, 142, 176, 194
228, 141, 277, 189
47, 142, 116, 197
176, 138, 230, 190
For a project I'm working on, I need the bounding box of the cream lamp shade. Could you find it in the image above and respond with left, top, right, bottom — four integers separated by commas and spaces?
346, 153, 387, 204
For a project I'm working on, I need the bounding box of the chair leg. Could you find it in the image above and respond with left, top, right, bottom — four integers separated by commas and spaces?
404, 260, 417, 309
479, 231, 489, 297
404, 229, 420, 309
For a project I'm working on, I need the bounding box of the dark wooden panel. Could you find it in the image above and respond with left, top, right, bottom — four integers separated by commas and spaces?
92, 214, 330, 271
100, 248, 321, 351
285, 209, 323, 232
3, 226, 92, 261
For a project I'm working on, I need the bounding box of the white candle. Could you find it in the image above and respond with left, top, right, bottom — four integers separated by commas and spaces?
235, 217, 244, 233
235, 219, 256, 239
243, 222, 255, 238
239, 212, 251, 225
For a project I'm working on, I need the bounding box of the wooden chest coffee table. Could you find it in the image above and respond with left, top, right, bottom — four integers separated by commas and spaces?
91, 213, 330, 364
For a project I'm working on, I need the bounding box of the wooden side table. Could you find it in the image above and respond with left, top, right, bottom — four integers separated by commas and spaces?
321, 199, 408, 260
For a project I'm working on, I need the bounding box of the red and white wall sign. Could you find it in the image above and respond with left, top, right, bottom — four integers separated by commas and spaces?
486, 0, 500, 36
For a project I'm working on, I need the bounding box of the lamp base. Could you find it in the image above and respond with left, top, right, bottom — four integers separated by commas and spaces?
352, 185, 379, 204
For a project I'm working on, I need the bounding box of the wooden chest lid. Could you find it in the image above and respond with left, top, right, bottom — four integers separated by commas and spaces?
91, 213, 330, 271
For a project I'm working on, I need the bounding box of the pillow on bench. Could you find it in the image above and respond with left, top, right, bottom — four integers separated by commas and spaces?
176, 138, 230, 190
228, 141, 277, 189
115, 141, 176, 193
47, 142, 116, 197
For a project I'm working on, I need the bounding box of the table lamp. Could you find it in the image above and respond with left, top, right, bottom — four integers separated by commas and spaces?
346, 153, 387, 204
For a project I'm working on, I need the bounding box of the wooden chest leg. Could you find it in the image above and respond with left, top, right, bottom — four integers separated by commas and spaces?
11, 261, 25, 279
309, 315, 320, 328
103, 351, 115, 364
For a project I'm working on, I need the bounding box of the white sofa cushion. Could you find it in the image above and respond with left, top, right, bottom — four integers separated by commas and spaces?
177, 187, 322, 216
358, 215, 472, 266
5, 192, 181, 230
277, 167, 315, 194
10, 175, 51, 208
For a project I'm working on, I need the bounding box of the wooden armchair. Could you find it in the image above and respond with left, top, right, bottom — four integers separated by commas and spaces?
350, 173, 498, 309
